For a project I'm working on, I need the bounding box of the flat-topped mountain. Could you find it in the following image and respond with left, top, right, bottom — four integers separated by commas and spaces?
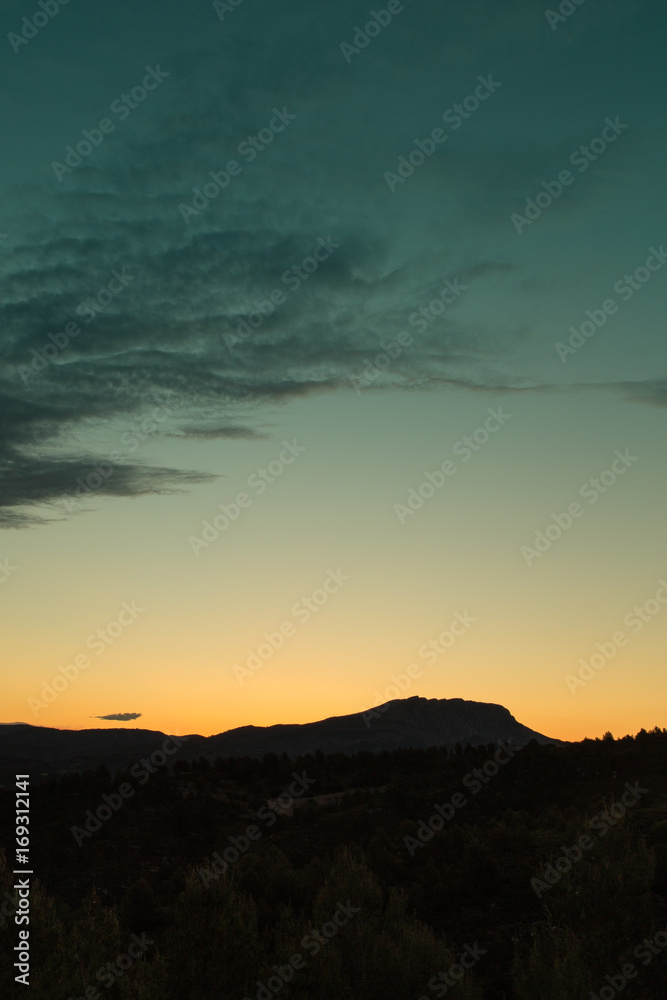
0, 696, 563, 781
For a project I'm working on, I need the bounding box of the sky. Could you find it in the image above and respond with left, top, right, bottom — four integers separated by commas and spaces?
1, 0, 666, 742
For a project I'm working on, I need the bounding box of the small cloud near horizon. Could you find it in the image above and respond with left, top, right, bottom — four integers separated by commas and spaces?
92, 712, 142, 722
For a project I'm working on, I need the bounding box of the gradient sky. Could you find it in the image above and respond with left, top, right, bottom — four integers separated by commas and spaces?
1, 0, 665, 742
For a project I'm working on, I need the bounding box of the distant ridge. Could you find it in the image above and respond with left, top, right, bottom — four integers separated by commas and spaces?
0, 696, 563, 781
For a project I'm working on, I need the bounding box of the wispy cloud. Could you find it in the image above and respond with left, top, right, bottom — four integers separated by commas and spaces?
0, 0, 657, 528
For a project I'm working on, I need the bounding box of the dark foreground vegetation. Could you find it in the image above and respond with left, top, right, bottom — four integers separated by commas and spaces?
1, 728, 667, 999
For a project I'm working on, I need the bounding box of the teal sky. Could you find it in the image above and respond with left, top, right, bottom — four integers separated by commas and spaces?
1, 0, 665, 740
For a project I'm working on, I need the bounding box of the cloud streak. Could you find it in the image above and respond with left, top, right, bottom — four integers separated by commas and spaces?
92, 713, 142, 722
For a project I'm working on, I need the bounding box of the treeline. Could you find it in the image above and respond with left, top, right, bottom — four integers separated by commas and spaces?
1, 728, 666, 998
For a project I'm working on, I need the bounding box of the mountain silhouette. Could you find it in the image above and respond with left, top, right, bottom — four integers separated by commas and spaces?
0, 696, 562, 781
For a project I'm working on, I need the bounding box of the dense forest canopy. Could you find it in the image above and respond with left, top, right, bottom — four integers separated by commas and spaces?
1, 728, 667, 998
